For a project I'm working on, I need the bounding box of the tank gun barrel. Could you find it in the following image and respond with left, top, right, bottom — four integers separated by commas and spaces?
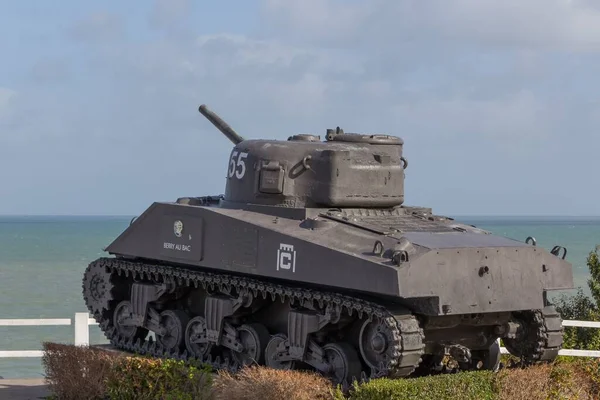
198, 104, 245, 145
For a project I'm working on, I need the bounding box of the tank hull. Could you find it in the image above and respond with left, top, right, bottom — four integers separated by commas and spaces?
104, 201, 573, 316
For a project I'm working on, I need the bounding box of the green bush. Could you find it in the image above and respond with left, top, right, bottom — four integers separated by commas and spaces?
554, 289, 600, 350
42, 343, 213, 400
587, 248, 600, 306
344, 359, 600, 400
105, 357, 213, 400
554, 247, 600, 350
345, 371, 499, 400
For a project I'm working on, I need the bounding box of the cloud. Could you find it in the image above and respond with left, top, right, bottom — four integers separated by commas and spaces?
67, 12, 123, 42
29, 58, 70, 83
0, 87, 18, 140
27, 3, 595, 150
0, 87, 15, 111
261, 0, 600, 52
1, 2, 599, 215
390, 89, 550, 142
148, 0, 191, 30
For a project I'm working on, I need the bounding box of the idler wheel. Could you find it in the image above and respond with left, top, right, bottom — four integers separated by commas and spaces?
185, 316, 213, 358
113, 300, 148, 341
322, 342, 362, 385
156, 310, 189, 352
83, 262, 114, 314
232, 323, 270, 367
265, 334, 295, 370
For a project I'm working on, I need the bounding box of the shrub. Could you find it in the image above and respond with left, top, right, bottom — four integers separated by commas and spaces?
40, 342, 600, 400
42, 342, 123, 400
345, 371, 498, 400
546, 358, 600, 400
554, 289, 600, 350
211, 366, 342, 400
344, 360, 600, 400
588, 248, 600, 306
42, 342, 212, 400
105, 357, 213, 400
496, 363, 552, 400
496, 359, 600, 400
574, 357, 600, 396
554, 247, 600, 350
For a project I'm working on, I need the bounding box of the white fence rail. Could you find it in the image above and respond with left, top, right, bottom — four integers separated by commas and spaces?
0, 313, 599, 358
0, 313, 97, 358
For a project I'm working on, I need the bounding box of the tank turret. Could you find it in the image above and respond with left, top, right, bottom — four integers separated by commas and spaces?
198, 104, 408, 209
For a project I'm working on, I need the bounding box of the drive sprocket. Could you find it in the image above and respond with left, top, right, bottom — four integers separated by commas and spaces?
82, 260, 114, 315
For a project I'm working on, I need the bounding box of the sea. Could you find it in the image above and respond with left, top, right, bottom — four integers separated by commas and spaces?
0, 215, 598, 378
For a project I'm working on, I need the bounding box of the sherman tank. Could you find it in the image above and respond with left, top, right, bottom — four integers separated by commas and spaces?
82, 104, 574, 385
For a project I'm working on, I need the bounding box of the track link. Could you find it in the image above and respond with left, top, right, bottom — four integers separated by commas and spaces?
82, 257, 425, 383
503, 305, 563, 364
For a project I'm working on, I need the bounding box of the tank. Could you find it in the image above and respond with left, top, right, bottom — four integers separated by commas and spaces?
82, 104, 574, 384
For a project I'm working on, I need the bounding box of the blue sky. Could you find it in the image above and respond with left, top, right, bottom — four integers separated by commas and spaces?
0, 0, 598, 216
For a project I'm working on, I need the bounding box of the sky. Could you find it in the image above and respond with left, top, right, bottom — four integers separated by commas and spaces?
0, 0, 599, 217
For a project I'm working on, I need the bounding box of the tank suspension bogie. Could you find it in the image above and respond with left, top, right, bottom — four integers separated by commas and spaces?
156, 310, 189, 352
232, 323, 271, 366
185, 316, 213, 358
112, 300, 149, 341
265, 333, 296, 370
322, 343, 363, 383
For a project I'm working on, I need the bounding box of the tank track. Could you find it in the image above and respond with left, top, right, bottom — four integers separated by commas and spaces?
504, 305, 564, 364
83, 257, 425, 383
530, 305, 564, 362
503, 305, 563, 364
